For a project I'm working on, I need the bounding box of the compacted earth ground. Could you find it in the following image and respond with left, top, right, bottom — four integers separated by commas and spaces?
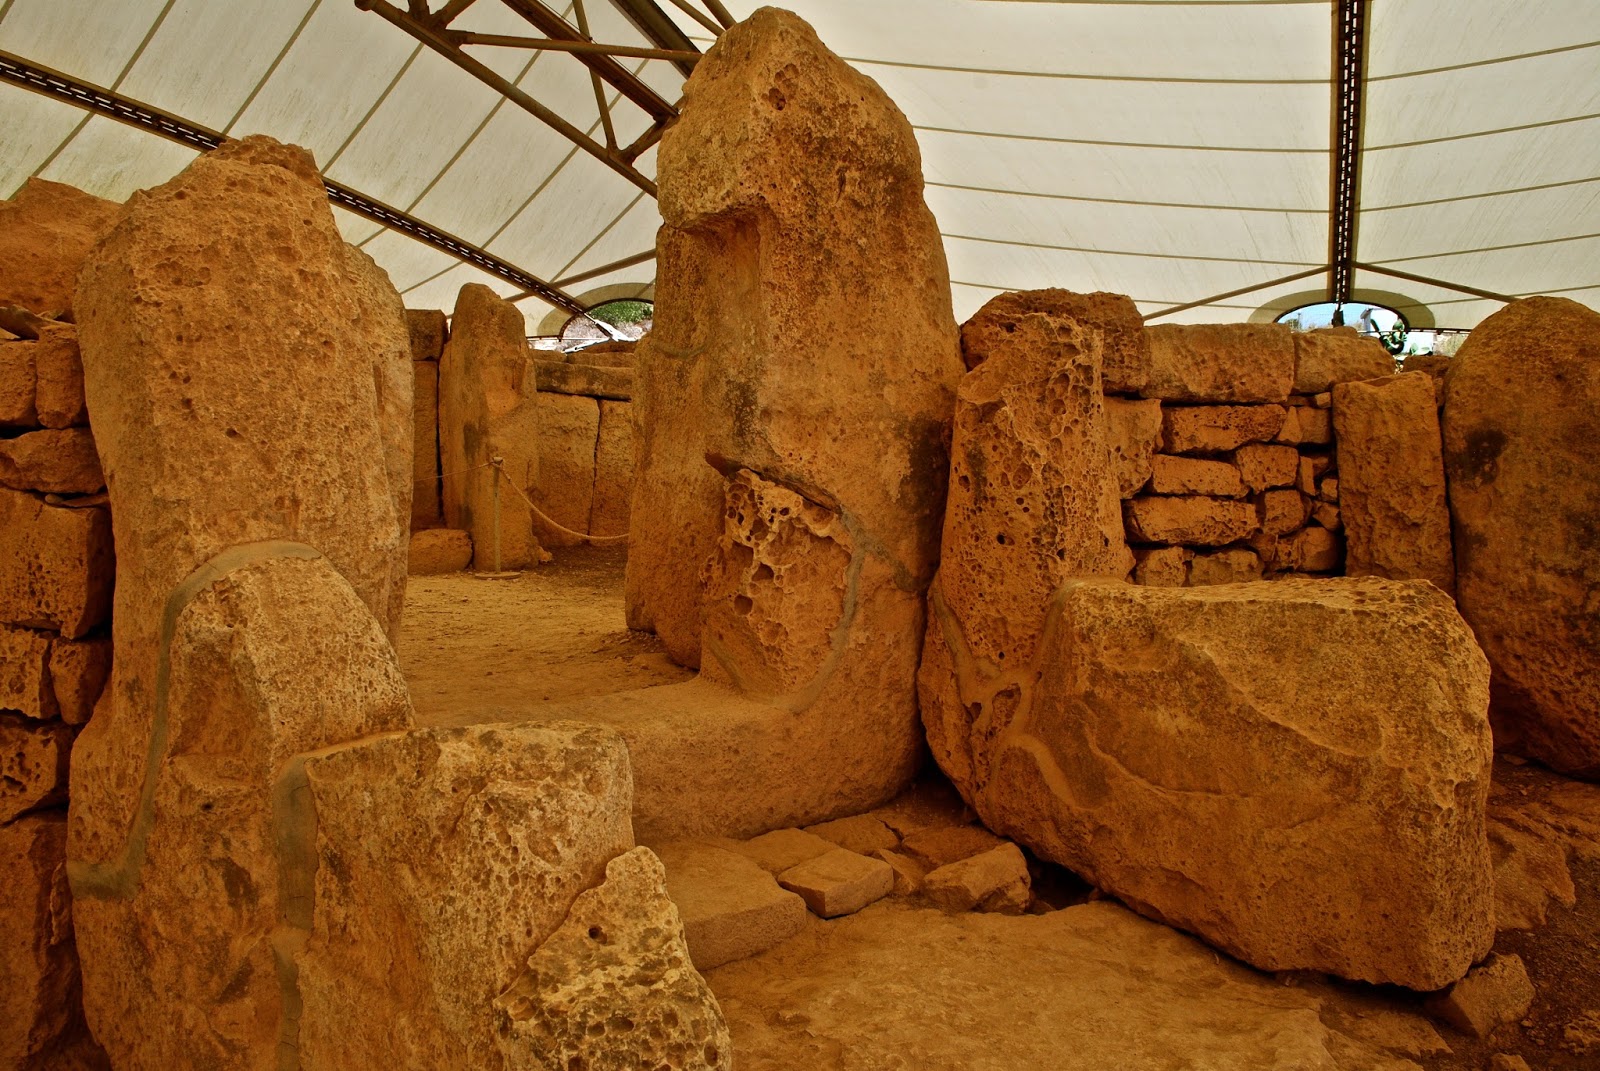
398, 550, 1600, 1071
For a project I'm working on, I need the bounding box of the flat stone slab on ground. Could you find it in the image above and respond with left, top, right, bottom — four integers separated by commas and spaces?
778, 848, 894, 918
900, 825, 1007, 870
658, 839, 810, 971
736, 827, 837, 875
804, 814, 899, 855
924, 843, 1031, 914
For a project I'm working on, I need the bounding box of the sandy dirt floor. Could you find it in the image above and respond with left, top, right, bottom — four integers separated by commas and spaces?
396, 545, 691, 725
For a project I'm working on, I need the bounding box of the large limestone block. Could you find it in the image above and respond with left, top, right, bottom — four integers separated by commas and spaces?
440, 283, 541, 570
293, 722, 634, 1069
1142, 323, 1294, 403
0, 427, 104, 494
0, 179, 122, 317
69, 552, 414, 1071
412, 359, 443, 528
958, 578, 1495, 989
1147, 454, 1244, 497
493, 846, 731, 1071
1293, 326, 1394, 393
531, 391, 599, 547
590, 399, 633, 537
0, 713, 73, 822
1161, 404, 1285, 454
628, 7, 963, 675
0, 488, 112, 638
1443, 297, 1600, 777
0, 813, 89, 1070
960, 288, 1149, 394
1104, 396, 1162, 498
1123, 494, 1259, 545
1333, 372, 1455, 595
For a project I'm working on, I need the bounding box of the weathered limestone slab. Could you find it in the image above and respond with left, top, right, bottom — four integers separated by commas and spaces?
493, 847, 731, 1071
1188, 547, 1263, 585
1333, 371, 1454, 595
531, 391, 599, 547
34, 323, 89, 429
1161, 404, 1285, 454
1235, 442, 1299, 492
408, 527, 473, 574
737, 827, 836, 875
805, 814, 899, 855
1292, 326, 1394, 393
1124, 495, 1259, 545
1148, 454, 1244, 497
69, 553, 414, 1071
0, 179, 122, 317
407, 307, 447, 362
534, 360, 634, 401
412, 359, 442, 528
1104, 396, 1162, 497
294, 721, 634, 1069
900, 825, 1007, 870
49, 635, 111, 726
778, 847, 894, 917
960, 288, 1150, 394
951, 577, 1495, 989
923, 842, 1031, 914
658, 839, 809, 970
628, 7, 963, 686
569, 340, 636, 368
0, 488, 112, 638
1133, 545, 1190, 586
0, 625, 53, 717
0, 713, 72, 822
0, 813, 91, 1069
0, 427, 104, 494
1142, 323, 1294, 403
441, 283, 541, 571
1443, 297, 1600, 777
590, 399, 633, 537
0, 339, 35, 426
872, 848, 927, 895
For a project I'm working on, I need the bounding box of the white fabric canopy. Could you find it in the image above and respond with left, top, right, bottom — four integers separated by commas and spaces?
1, 0, 1595, 331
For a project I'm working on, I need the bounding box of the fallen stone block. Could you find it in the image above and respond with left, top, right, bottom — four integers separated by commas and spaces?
659, 839, 809, 970
0, 427, 104, 494
1148, 454, 1244, 497
1161, 404, 1285, 455
868, 779, 975, 839
1104, 396, 1162, 497
872, 848, 928, 895
924, 842, 1031, 914
493, 846, 731, 1071
804, 814, 899, 855
0, 714, 72, 822
408, 528, 472, 575
1143, 323, 1294, 403
778, 847, 894, 918
0, 488, 112, 638
1124, 495, 1259, 546
1292, 327, 1394, 393
1425, 953, 1535, 1038
1133, 546, 1190, 587
900, 825, 1007, 870
1235, 443, 1299, 492
736, 827, 836, 875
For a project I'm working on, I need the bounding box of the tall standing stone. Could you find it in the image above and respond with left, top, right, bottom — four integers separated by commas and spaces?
440, 284, 541, 570
1443, 297, 1600, 777
1333, 371, 1454, 595
627, 8, 963, 680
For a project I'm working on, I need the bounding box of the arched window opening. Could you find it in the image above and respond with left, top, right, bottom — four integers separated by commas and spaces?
557, 299, 654, 351
1277, 300, 1409, 355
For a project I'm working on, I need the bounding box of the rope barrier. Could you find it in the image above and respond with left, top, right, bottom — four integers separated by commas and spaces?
491, 459, 631, 546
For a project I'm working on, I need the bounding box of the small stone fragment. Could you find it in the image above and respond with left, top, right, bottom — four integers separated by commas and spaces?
778, 848, 894, 918
1313, 391, 1332, 408
1424, 953, 1535, 1038
1142, 323, 1294, 403
869, 780, 975, 839
0, 428, 104, 494
0, 713, 72, 822
408, 528, 472, 575
1259, 489, 1309, 536
1104, 396, 1163, 497
1291, 327, 1394, 393
871, 848, 928, 895
1188, 548, 1262, 586
1489, 1055, 1531, 1071
1148, 454, 1244, 497
923, 842, 1031, 914
1320, 476, 1339, 502
1124, 495, 1259, 546
1161, 404, 1285, 455
492, 846, 731, 1071
1133, 546, 1190, 587
901, 825, 1007, 870
737, 827, 837, 875
1234, 443, 1300, 492
804, 814, 899, 856
658, 840, 809, 970
1311, 501, 1342, 531
1297, 453, 1332, 495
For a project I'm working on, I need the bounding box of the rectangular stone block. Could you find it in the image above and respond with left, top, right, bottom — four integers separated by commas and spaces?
0, 488, 113, 638
1133, 545, 1190, 587
0, 625, 53, 718
1104, 397, 1162, 498
0, 340, 37, 427
0, 427, 104, 494
33, 325, 87, 428
1259, 488, 1309, 536
533, 392, 600, 547
590, 399, 633, 538
535, 360, 634, 401
48, 634, 110, 725
1234, 443, 1299, 492
1148, 455, 1244, 498
1296, 452, 1333, 495
1277, 406, 1333, 445
411, 360, 442, 529
1188, 547, 1263, 586
659, 839, 809, 970
1124, 495, 1259, 546
1292, 327, 1394, 394
1161, 404, 1285, 455
1142, 323, 1294, 403
406, 308, 446, 362
778, 847, 894, 918
0, 713, 72, 822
